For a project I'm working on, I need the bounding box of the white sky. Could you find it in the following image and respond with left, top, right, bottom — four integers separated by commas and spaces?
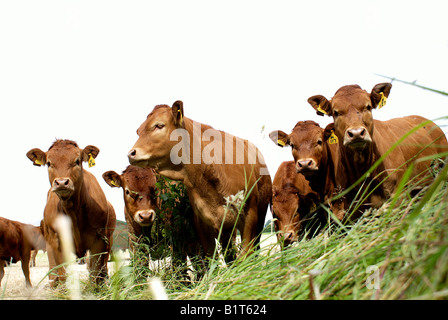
1, 1, 447, 225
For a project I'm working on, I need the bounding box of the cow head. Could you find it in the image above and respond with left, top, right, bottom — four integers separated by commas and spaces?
27, 140, 99, 200
272, 187, 318, 246
270, 121, 332, 177
307, 83, 392, 152
103, 166, 158, 227
128, 101, 185, 170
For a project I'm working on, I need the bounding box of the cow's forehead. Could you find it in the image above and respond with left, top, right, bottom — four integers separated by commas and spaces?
47, 144, 81, 160
138, 106, 172, 133
122, 167, 156, 191
291, 125, 322, 143
331, 88, 371, 109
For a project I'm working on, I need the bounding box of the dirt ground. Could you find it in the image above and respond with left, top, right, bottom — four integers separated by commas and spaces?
1, 233, 279, 300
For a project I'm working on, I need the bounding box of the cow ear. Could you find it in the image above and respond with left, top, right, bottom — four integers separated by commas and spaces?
102, 171, 122, 188
82, 145, 100, 167
308, 95, 332, 116
172, 100, 184, 127
323, 123, 335, 142
26, 148, 47, 166
370, 82, 392, 109
269, 130, 290, 148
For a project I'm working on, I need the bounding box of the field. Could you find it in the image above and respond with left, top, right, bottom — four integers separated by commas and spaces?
2, 159, 448, 300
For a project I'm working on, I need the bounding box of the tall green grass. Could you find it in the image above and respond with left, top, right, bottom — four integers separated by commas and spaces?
75, 156, 446, 301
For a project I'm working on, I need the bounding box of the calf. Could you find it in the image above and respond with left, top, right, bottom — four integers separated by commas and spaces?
127, 101, 272, 259
307, 83, 448, 216
270, 121, 346, 220
103, 166, 158, 251
272, 161, 320, 246
27, 139, 116, 285
0, 217, 45, 287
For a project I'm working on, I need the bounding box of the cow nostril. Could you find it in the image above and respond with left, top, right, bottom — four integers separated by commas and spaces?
348, 131, 354, 138
64, 180, 69, 186
128, 149, 136, 158
307, 160, 312, 167
360, 128, 366, 137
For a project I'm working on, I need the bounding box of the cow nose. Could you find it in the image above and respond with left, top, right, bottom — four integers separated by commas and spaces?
296, 159, 317, 173
136, 210, 155, 226
54, 178, 70, 187
346, 127, 366, 140
128, 149, 137, 159
282, 231, 295, 246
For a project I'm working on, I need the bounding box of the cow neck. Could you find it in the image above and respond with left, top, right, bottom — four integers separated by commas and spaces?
339, 141, 377, 186
173, 117, 221, 190
309, 142, 336, 202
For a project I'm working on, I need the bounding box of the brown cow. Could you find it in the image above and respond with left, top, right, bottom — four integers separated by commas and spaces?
0, 217, 46, 287
270, 121, 346, 220
103, 166, 158, 251
127, 101, 272, 259
103, 165, 203, 270
27, 139, 116, 286
307, 83, 448, 218
272, 161, 321, 246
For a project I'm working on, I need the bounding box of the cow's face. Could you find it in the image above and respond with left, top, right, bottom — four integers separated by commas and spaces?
270, 121, 329, 176
308, 83, 392, 152
103, 166, 158, 227
272, 189, 300, 246
27, 140, 99, 200
272, 189, 318, 247
128, 101, 184, 170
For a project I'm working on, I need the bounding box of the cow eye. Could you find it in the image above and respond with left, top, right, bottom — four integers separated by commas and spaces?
290, 143, 295, 149
333, 110, 339, 117
366, 105, 372, 111
317, 139, 323, 146
75, 159, 80, 166
154, 123, 165, 130
46, 161, 51, 167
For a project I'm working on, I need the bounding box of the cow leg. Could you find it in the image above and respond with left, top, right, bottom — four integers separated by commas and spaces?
88, 239, 109, 285
46, 243, 66, 287
219, 228, 237, 263
0, 260, 5, 286
21, 253, 32, 287
239, 207, 260, 259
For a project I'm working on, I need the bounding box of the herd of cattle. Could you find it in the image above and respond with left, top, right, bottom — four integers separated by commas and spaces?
1, 82, 447, 290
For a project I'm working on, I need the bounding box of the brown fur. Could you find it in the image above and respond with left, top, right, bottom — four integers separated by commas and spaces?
0, 217, 46, 287
128, 101, 272, 258
27, 139, 116, 286
307, 83, 448, 219
272, 161, 320, 246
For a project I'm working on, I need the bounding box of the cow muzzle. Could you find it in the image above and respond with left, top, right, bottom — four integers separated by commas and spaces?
128, 148, 150, 168
344, 127, 372, 149
296, 158, 318, 176
134, 209, 156, 227
52, 178, 75, 199
281, 229, 298, 247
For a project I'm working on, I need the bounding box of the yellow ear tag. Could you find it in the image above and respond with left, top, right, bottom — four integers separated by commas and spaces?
329, 130, 339, 144
317, 104, 328, 115
277, 139, 286, 147
88, 153, 95, 168
378, 92, 387, 109
178, 109, 183, 125
35, 159, 45, 166
110, 180, 119, 187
